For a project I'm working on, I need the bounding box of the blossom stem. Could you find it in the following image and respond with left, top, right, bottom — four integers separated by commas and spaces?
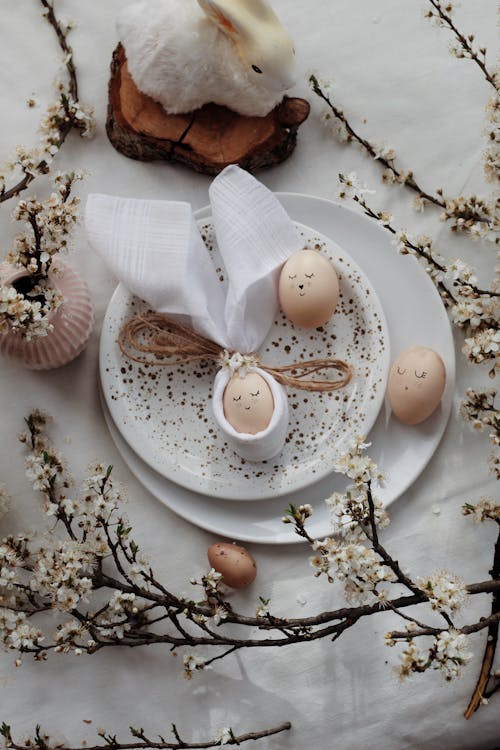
309, 75, 492, 227
354, 195, 499, 301
426, 0, 498, 90
0, 0, 80, 205
0, 721, 292, 750
464, 520, 500, 718
388, 609, 500, 640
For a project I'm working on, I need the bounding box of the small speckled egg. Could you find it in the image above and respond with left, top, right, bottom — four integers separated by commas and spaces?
387, 347, 446, 425
207, 542, 257, 588
223, 372, 274, 434
278, 249, 339, 328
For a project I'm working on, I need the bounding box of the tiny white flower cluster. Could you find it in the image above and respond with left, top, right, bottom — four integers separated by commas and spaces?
0, 280, 62, 340
325, 487, 389, 539
0, 608, 44, 655
2, 82, 94, 186
337, 172, 375, 201
216, 727, 233, 746
183, 653, 208, 680
298, 438, 392, 603
459, 388, 498, 440
483, 93, 499, 184
94, 591, 145, 640
440, 197, 495, 239
25, 448, 64, 493
30, 540, 94, 612
434, 629, 473, 681
219, 350, 259, 378
462, 329, 500, 366
416, 570, 469, 613
321, 110, 350, 143
54, 620, 85, 654
1, 173, 83, 339
311, 537, 396, 603
334, 436, 385, 487
462, 497, 500, 523
391, 627, 472, 682
9, 172, 83, 274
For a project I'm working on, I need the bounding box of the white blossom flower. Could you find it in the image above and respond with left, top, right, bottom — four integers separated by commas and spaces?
217, 727, 233, 746
445, 259, 478, 285
396, 640, 428, 680
462, 328, 500, 364
373, 143, 395, 161
462, 497, 500, 523
434, 630, 472, 680
183, 653, 208, 680
416, 571, 469, 613
311, 537, 396, 603
337, 172, 375, 200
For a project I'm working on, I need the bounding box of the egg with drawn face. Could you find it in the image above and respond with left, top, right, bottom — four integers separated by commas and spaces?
223, 372, 274, 434
278, 249, 339, 328
388, 347, 446, 425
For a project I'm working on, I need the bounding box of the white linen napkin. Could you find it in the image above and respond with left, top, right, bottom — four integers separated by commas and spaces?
85, 165, 303, 462
209, 165, 303, 352
85, 165, 303, 353
84, 194, 229, 346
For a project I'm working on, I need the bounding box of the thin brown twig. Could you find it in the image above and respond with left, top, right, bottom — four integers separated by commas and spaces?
309, 75, 493, 229
0, 0, 80, 205
0, 721, 292, 750
464, 521, 500, 718
426, 0, 498, 90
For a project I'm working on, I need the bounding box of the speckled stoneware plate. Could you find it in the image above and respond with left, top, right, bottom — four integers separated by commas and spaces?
99, 220, 390, 500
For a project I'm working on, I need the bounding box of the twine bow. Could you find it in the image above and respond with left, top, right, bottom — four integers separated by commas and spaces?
119, 313, 352, 393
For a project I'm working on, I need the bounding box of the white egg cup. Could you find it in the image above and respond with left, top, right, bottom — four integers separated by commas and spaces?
212, 367, 289, 462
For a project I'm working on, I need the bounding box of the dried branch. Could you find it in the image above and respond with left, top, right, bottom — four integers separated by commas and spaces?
309, 74, 495, 235
464, 521, 500, 718
0, 0, 93, 205
336, 172, 499, 371
0, 721, 292, 750
424, 0, 498, 90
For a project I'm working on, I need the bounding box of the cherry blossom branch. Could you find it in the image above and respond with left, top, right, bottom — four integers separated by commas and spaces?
309, 74, 498, 237
0, 0, 94, 205
1, 412, 498, 706
309, 74, 494, 234
464, 520, 500, 718
337, 173, 499, 371
423, 0, 498, 90
0, 721, 292, 750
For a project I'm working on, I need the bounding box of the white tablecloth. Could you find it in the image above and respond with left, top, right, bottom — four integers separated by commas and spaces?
0, 1, 498, 748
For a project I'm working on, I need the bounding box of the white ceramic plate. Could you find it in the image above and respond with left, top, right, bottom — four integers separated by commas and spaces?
99, 194, 455, 544
100, 220, 390, 500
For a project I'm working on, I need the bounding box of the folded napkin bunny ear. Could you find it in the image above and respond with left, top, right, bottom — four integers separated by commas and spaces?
85, 194, 229, 346
209, 165, 303, 352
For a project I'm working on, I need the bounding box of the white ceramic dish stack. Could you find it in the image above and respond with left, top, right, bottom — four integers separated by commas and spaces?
99, 194, 455, 544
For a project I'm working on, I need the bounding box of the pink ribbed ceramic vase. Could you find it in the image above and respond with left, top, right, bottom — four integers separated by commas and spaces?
0, 259, 94, 370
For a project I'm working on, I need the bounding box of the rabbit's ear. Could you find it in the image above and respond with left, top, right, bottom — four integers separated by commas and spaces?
198, 0, 272, 39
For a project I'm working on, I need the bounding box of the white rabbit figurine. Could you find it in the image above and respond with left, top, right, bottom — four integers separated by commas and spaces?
118, 0, 296, 117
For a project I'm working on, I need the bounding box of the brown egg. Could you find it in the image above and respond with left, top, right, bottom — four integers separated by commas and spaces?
207, 542, 257, 588
223, 372, 274, 434
278, 249, 339, 328
387, 347, 446, 425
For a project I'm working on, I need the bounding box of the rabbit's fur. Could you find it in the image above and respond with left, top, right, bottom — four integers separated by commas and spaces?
118, 0, 294, 116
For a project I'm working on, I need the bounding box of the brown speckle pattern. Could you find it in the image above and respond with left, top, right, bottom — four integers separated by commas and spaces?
101, 221, 390, 499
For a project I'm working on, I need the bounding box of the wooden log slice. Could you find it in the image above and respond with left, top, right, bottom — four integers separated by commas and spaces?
106, 45, 310, 175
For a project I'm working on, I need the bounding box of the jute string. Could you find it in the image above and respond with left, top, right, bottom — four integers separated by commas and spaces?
119, 313, 352, 392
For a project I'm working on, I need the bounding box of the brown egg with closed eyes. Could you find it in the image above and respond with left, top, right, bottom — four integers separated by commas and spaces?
388, 347, 446, 425
278, 249, 339, 328
223, 372, 274, 434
